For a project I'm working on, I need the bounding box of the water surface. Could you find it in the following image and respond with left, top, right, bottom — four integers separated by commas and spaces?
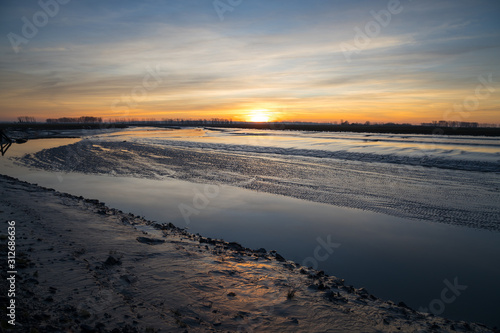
1, 132, 499, 327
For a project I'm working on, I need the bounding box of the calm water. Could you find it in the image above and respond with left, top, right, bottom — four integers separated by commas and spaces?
2, 131, 500, 327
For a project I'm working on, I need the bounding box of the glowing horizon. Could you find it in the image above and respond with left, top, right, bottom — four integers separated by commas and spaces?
0, 1, 499, 124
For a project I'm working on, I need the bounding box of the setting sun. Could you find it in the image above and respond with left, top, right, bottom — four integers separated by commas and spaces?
248, 110, 271, 122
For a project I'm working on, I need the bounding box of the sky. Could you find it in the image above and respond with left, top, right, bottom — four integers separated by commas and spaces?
0, 0, 499, 124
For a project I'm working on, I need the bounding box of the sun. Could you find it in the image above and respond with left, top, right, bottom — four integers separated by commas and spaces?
248, 110, 271, 122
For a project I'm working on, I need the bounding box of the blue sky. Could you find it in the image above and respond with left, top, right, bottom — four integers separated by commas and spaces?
1, 0, 499, 123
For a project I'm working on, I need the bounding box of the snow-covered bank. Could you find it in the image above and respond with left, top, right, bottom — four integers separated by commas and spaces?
0, 174, 496, 332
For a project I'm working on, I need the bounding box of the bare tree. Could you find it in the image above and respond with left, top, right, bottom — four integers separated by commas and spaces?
17, 116, 36, 123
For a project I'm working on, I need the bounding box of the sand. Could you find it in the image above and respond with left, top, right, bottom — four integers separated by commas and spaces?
0, 174, 496, 332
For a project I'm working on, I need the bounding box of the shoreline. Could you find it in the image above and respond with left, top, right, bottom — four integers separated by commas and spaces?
18, 137, 500, 231
2, 122, 500, 138
0, 174, 497, 332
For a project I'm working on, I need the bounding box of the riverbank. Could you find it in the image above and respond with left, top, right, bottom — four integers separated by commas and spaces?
0, 174, 496, 332
1, 122, 499, 137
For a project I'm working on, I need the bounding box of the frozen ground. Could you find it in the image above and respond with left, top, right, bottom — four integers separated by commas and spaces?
0, 174, 495, 332
18, 128, 500, 231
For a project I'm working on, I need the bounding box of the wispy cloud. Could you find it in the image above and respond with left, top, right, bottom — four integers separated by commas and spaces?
0, 0, 499, 123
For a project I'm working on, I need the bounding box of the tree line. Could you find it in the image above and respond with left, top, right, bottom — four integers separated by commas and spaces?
46, 116, 103, 124
17, 116, 36, 123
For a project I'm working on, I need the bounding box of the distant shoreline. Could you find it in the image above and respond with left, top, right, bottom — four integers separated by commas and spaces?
1, 122, 500, 137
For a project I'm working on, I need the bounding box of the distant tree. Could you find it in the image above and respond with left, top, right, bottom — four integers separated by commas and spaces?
46, 116, 102, 124
18, 116, 36, 123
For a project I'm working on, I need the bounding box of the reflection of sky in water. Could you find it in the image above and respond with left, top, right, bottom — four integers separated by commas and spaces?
99, 127, 500, 161
1, 133, 499, 327
2, 138, 81, 158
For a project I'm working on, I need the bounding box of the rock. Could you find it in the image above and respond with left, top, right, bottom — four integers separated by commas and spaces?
227, 242, 245, 252
121, 274, 138, 284
136, 237, 165, 245
104, 255, 122, 266
325, 291, 348, 303
205, 237, 217, 245
344, 285, 355, 293
85, 199, 100, 205
398, 301, 410, 309
275, 253, 286, 262
357, 287, 369, 296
